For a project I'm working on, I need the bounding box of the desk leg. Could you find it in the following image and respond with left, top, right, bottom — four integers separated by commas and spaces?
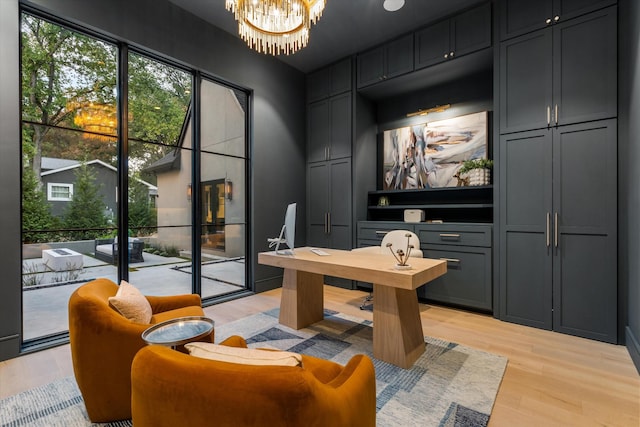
372, 284, 425, 368
279, 268, 324, 329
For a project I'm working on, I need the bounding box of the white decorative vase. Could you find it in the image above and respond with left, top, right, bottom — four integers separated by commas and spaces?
463, 168, 490, 186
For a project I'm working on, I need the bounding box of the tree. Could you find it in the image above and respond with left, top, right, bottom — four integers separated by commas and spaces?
21, 14, 117, 182
63, 163, 108, 240
22, 167, 58, 243
128, 177, 157, 235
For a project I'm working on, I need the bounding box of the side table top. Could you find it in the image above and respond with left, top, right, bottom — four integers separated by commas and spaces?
142, 316, 214, 347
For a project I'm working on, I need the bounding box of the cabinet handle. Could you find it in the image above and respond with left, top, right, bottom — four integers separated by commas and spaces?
327, 212, 331, 234
545, 17, 552, 25
450, 51, 454, 58
554, 15, 560, 22
439, 233, 461, 239
444, 53, 449, 59
546, 212, 550, 247
375, 230, 390, 236
440, 258, 461, 263
324, 213, 328, 234
555, 104, 559, 126
554, 212, 559, 248
547, 106, 551, 126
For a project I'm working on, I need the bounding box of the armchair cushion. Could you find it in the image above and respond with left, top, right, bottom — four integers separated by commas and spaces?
108, 280, 152, 323
185, 342, 302, 367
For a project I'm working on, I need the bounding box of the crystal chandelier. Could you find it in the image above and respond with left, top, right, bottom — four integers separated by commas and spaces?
225, 0, 326, 56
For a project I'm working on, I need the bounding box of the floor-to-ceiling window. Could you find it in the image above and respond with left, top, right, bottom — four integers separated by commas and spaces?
199, 78, 248, 299
20, 12, 250, 344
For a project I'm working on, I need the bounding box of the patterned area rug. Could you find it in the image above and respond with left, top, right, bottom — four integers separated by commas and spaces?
0, 309, 507, 427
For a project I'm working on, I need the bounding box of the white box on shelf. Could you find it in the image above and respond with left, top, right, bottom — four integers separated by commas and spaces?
403, 209, 425, 223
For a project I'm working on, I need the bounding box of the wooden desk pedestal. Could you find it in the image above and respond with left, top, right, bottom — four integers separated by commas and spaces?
259, 247, 446, 368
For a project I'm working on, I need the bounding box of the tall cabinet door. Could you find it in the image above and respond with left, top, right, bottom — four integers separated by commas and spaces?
499, 129, 553, 330
307, 162, 330, 248
308, 100, 330, 163
499, 29, 552, 134
306, 159, 352, 250
553, 7, 617, 126
329, 93, 352, 160
552, 120, 617, 342
328, 158, 352, 250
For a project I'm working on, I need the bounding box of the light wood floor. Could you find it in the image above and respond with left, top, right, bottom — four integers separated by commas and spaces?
1, 286, 638, 426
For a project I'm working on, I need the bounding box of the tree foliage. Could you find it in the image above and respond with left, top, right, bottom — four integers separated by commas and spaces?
62, 163, 108, 239
22, 167, 59, 243
20, 13, 192, 242
128, 177, 157, 235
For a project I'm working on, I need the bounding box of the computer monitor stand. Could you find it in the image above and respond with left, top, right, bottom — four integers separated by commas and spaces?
267, 225, 293, 255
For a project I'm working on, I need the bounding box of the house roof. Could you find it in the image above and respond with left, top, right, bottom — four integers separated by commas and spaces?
41, 157, 80, 171
41, 158, 158, 193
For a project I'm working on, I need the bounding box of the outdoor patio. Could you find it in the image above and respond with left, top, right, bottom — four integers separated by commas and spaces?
22, 251, 245, 340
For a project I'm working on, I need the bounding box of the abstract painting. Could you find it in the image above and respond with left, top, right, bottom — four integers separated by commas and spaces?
381, 111, 488, 189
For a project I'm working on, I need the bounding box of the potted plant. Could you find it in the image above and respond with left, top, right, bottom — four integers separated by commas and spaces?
458, 158, 493, 186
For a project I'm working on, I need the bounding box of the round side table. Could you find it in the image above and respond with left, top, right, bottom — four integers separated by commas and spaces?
142, 316, 214, 349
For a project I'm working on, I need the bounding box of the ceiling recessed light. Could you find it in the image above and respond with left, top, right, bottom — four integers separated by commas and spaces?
383, 0, 405, 12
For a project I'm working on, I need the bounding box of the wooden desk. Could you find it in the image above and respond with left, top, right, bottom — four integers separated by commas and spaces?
258, 247, 447, 368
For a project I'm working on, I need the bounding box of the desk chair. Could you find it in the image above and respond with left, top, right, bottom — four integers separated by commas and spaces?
353, 229, 423, 309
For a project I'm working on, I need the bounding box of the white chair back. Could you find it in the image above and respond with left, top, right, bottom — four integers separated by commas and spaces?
379, 230, 423, 258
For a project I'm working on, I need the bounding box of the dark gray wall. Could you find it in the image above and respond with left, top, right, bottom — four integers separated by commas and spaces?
619, 0, 640, 372
0, 0, 22, 361
0, 0, 306, 359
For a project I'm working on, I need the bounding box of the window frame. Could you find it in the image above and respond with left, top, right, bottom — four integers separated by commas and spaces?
46, 182, 73, 201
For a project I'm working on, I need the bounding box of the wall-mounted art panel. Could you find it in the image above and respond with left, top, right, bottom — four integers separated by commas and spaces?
381, 111, 488, 189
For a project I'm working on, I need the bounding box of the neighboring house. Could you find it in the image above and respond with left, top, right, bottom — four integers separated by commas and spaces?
40, 157, 158, 219
144, 83, 245, 257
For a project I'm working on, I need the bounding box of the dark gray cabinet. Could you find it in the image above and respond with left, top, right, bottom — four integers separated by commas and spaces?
416, 223, 493, 311
500, 0, 617, 41
357, 34, 413, 88
308, 159, 353, 289
499, 120, 617, 343
306, 58, 352, 103
307, 92, 352, 162
307, 158, 352, 251
415, 2, 492, 70
499, 6, 617, 134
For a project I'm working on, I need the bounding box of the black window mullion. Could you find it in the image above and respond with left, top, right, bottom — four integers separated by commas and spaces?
117, 43, 129, 282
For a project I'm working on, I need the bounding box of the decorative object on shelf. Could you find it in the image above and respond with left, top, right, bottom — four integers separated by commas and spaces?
378, 196, 390, 206
381, 111, 488, 190
225, 0, 325, 55
458, 159, 493, 186
386, 233, 414, 270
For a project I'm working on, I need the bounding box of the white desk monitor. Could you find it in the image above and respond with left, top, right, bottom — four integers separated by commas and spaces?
268, 203, 296, 255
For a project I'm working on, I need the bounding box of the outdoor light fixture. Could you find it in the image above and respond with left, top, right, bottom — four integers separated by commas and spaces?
406, 104, 451, 118
187, 184, 192, 202
225, 179, 233, 201
225, 0, 325, 55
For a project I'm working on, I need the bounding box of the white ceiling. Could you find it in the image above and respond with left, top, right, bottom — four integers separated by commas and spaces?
168, 0, 486, 73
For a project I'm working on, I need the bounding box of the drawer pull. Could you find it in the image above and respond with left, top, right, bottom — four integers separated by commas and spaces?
439, 233, 460, 239
375, 230, 390, 236
440, 258, 461, 263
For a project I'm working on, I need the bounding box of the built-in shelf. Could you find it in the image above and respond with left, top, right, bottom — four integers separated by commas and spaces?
366, 186, 493, 222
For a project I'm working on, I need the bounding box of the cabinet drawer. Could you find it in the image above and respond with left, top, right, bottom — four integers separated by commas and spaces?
415, 224, 492, 247
357, 221, 413, 244
419, 245, 492, 311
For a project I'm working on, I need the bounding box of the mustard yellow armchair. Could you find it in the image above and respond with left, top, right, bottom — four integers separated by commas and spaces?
131, 336, 376, 427
68, 278, 213, 423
